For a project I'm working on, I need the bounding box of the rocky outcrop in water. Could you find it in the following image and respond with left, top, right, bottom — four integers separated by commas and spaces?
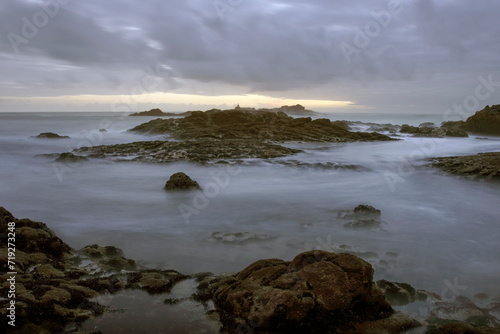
340, 204, 386, 230
430, 152, 500, 179
400, 122, 468, 138
462, 105, 500, 135
164, 172, 201, 191
76, 139, 302, 164
55, 152, 88, 163
33, 132, 70, 139
204, 250, 419, 333
130, 108, 394, 142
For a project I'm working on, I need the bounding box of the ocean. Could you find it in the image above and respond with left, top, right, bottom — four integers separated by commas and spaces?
1, 111, 499, 331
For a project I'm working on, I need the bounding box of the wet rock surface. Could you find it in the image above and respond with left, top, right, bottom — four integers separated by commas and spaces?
204, 250, 418, 333
164, 172, 201, 191
430, 152, 500, 179
0, 207, 187, 333
76, 139, 302, 164
3, 207, 500, 333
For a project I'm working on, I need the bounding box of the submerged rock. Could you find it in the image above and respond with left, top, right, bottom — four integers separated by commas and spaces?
33, 132, 70, 139
344, 219, 382, 230
164, 172, 201, 190
55, 152, 88, 163
208, 250, 419, 333
376, 280, 425, 306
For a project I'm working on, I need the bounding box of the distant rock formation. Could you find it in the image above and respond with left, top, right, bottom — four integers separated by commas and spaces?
129, 108, 192, 117
235, 103, 317, 116
131, 108, 394, 142
164, 172, 201, 190
403, 105, 500, 137
33, 132, 70, 139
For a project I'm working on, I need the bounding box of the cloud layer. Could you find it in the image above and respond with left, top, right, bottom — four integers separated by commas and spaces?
1, 0, 500, 112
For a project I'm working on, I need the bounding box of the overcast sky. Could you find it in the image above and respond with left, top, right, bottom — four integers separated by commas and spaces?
1, 0, 500, 114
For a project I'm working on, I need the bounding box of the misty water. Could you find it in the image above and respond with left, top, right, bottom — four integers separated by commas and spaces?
1, 112, 500, 329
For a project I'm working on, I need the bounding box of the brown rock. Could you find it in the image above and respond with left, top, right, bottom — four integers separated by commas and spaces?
463, 105, 500, 135
164, 172, 201, 190
209, 250, 413, 332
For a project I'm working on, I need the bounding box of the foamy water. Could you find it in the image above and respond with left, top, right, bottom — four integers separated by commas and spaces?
1, 112, 499, 299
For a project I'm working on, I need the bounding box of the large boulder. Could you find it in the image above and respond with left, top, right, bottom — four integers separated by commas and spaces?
209, 250, 419, 333
463, 105, 500, 135
164, 172, 201, 190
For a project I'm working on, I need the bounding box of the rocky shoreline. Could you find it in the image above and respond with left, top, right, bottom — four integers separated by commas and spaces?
2, 207, 500, 333
430, 152, 500, 179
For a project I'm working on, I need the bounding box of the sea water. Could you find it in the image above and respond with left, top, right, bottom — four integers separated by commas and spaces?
0, 111, 499, 301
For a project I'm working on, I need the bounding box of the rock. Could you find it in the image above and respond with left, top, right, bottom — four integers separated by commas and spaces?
76, 139, 302, 164
401, 124, 421, 134
430, 152, 500, 179
376, 280, 424, 306
354, 204, 382, 217
130, 108, 192, 117
33, 132, 70, 139
420, 122, 437, 128
400, 122, 468, 138
440, 121, 469, 137
344, 219, 382, 230
164, 172, 201, 190
55, 152, 88, 163
426, 322, 500, 334
41, 287, 72, 304
208, 250, 418, 333
463, 105, 500, 135
127, 270, 187, 294
130, 108, 168, 116
36, 264, 66, 278
131, 108, 394, 142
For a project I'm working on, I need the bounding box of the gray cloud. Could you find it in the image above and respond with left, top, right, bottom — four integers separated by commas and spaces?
1, 0, 500, 112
